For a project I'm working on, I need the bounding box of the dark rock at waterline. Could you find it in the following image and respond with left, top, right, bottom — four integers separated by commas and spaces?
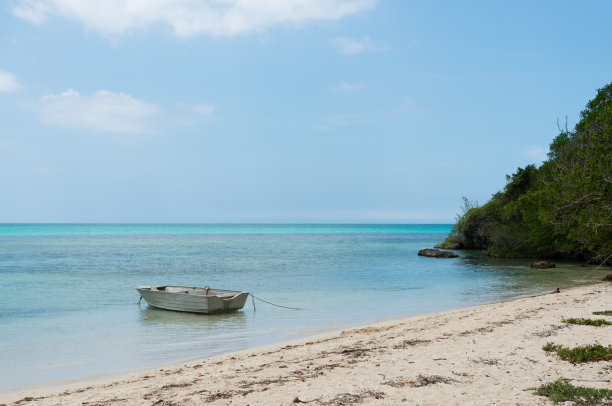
603, 273, 612, 281
418, 248, 458, 258
530, 261, 556, 269
434, 242, 464, 250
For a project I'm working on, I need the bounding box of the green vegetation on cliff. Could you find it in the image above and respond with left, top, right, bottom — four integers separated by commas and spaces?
442, 83, 612, 259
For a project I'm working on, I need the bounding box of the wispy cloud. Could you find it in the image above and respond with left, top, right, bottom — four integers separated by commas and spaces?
329, 36, 388, 55
330, 82, 366, 94
13, 0, 377, 38
36, 89, 160, 133
521, 146, 548, 163
318, 97, 423, 130
394, 98, 424, 116
316, 112, 374, 131
191, 103, 215, 115
0, 70, 21, 92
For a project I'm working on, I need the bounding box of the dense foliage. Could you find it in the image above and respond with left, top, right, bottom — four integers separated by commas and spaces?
442, 83, 612, 259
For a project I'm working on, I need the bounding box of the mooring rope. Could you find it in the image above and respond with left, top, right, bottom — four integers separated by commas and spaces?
249, 293, 304, 311
588, 252, 612, 274
572, 252, 612, 284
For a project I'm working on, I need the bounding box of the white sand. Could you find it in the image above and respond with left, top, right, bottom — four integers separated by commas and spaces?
2, 283, 611, 405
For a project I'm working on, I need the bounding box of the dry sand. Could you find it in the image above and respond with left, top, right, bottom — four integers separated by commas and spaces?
1, 283, 610, 405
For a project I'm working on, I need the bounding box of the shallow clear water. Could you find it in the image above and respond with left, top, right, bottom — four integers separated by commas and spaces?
0, 224, 607, 393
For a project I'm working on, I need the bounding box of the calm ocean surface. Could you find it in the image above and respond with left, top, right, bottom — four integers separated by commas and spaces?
0, 224, 607, 393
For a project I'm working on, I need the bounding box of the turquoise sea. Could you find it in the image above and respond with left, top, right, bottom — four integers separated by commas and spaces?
0, 224, 607, 393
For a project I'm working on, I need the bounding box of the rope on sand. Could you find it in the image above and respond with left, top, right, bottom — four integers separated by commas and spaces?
249, 293, 304, 311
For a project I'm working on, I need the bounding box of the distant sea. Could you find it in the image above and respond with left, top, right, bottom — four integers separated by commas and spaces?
0, 224, 606, 393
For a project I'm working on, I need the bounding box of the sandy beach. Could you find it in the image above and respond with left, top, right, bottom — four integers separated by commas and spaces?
2, 283, 610, 406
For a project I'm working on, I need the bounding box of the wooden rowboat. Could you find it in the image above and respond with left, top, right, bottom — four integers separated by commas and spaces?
136, 285, 249, 314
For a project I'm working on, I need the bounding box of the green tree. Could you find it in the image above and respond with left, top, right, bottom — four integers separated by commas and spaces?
441, 82, 612, 258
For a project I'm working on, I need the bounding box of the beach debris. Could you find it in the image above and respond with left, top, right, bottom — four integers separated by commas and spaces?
339, 347, 369, 358
471, 357, 500, 365
458, 326, 494, 336
13, 397, 36, 405
452, 371, 472, 377
417, 248, 458, 258
393, 339, 431, 349
530, 261, 556, 269
195, 387, 256, 402
532, 323, 567, 337
341, 326, 388, 335
292, 396, 318, 403
384, 374, 458, 387
603, 273, 612, 281
318, 390, 385, 405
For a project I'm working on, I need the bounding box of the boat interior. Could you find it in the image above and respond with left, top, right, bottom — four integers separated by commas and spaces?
147, 285, 242, 299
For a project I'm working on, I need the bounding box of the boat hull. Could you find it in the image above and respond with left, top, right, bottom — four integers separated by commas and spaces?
136, 286, 249, 314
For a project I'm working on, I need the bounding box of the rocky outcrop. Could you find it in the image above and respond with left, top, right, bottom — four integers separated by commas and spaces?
418, 248, 458, 258
530, 261, 556, 269
434, 242, 464, 250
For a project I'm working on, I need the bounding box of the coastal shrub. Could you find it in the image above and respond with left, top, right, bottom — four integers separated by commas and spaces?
440, 82, 612, 260
543, 342, 612, 363
593, 310, 612, 316
533, 379, 612, 405
562, 317, 612, 326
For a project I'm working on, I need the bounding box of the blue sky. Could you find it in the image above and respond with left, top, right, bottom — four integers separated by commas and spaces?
1, 0, 610, 223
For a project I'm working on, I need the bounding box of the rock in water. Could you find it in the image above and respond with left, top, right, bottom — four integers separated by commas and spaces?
530, 261, 556, 269
418, 248, 458, 258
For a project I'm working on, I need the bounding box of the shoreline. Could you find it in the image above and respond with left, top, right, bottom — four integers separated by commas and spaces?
0, 288, 572, 394
2, 283, 611, 405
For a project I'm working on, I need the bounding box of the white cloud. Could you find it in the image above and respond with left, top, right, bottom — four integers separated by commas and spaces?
191, 103, 215, 115
13, 0, 377, 37
330, 82, 366, 93
0, 70, 21, 92
36, 89, 160, 133
329, 36, 387, 55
